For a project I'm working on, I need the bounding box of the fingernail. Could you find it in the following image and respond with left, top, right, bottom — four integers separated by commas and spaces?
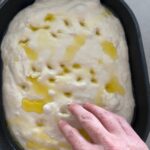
67, 103, 77, 109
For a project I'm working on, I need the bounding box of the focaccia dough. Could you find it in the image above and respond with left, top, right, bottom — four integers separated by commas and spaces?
1, 0, 135, 150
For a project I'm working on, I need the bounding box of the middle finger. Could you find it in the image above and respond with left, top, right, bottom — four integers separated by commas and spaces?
68, 104, 110, 144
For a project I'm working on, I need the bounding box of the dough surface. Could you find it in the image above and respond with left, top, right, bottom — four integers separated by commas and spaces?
1, 0, 135, 149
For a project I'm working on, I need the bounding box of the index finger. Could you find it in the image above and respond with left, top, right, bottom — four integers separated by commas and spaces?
58, 120, 90, 150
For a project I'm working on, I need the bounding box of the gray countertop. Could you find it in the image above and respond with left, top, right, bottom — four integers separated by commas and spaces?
124, 0, 150, 75
0, 0, 150, 148
124, 0, 150, 147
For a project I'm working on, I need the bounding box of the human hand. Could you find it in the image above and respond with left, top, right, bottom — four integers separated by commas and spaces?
58, 103, 148, 150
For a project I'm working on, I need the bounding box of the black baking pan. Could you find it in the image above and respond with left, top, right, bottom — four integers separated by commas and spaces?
0, 0, 150, 149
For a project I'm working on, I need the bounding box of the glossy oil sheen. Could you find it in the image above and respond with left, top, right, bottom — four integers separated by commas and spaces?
0, 0, 150, 149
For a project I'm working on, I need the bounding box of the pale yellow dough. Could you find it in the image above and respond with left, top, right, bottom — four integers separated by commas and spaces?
1, 0, 135, 150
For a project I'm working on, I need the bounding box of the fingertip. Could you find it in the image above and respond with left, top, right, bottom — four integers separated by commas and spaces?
68, 103, 81, 112
83, 102, 106, 113
83, 102, 92, 108
83, 102, 97, 111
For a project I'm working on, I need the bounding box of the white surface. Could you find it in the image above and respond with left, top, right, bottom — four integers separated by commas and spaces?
124, 0, 150, 147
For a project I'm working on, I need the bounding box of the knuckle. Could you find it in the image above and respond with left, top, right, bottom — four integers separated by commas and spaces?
105, 140, 124, 150
80, 114, 94, 123
65, 126, 78, 139
103, 134, 117, 145
101, 111, 113, 121
66, 129, 75, 139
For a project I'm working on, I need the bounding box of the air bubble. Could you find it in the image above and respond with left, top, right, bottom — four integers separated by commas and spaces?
72, 63, 81, 69
79, 20, 86, 27
47, 64, 53, 70
44, 13, 56, 22
19, 84, 28, 90
31, 65, 41, 73
91, 78, 98, 84
29, 24, 50, 32
51, 32, 58, 38
48, 77, 56, 83
90, 68, 96, 75
60, 64, 71, 74
64, 19, 71, 27
19, 38, 29, 44
36, 120, 44, 127
76, 76, 83, 82
64, 92, 72, 98
95, 28, 101, 36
